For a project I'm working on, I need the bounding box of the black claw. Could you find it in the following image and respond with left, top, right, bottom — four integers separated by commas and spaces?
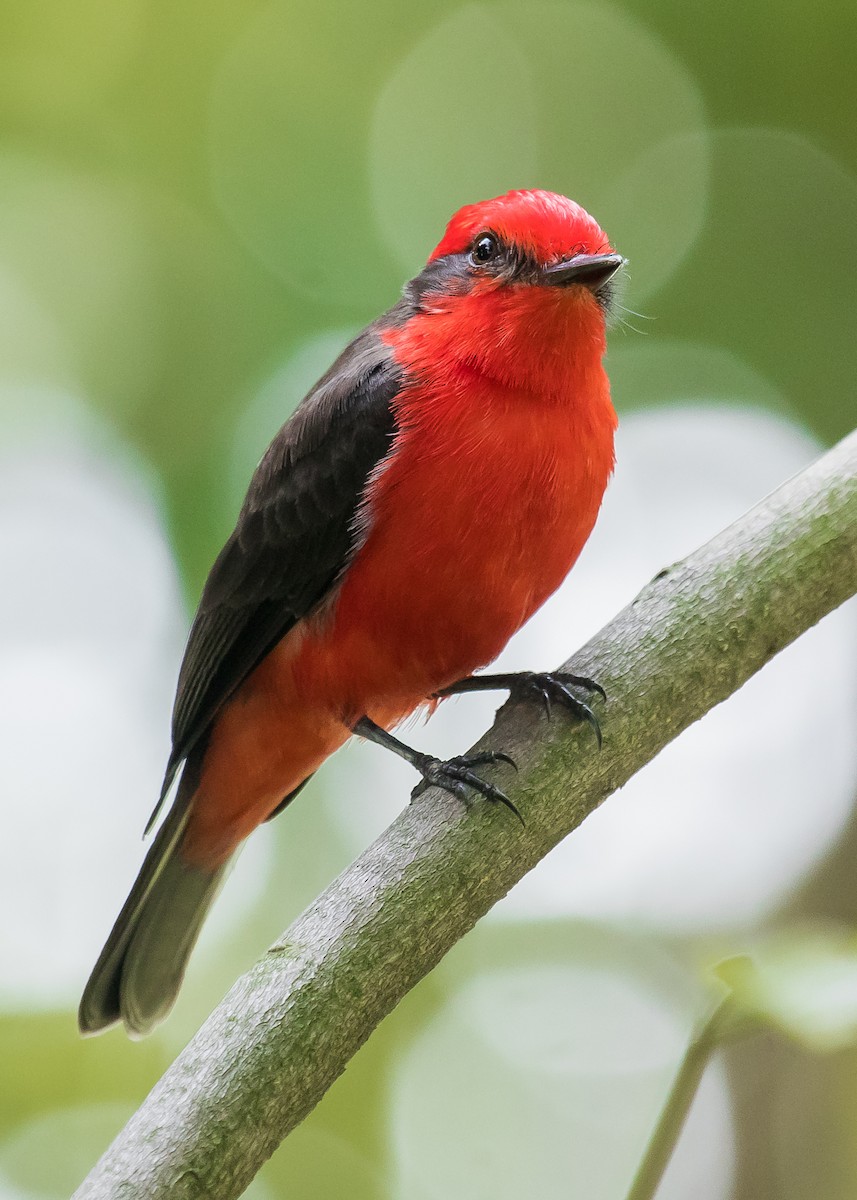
494, 751, 519, 773
462, 749, 519, 773
487, 789, 525, 826
555, 686, 602, 749
508, 672, 605, 748
538, 671, 607, 705
556, 673, 607, 703
411, 754, 524, 826
576, 702, 603, 750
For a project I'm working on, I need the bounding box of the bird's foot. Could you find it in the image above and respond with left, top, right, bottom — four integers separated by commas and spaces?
436, 670, 605, 749
352, 716, 522, 824
411, 750, 522, 824
509, 672, 603, 746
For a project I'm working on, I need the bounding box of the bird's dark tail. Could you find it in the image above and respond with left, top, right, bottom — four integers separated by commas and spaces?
78, 772, 228, 1038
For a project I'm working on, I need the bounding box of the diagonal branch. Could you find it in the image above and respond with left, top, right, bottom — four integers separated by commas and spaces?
74, 429, 857, 1199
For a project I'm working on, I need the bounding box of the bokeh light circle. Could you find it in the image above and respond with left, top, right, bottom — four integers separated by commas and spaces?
369, 5, 539, 265
391, 943, 733, 1199
209, 1, 408, 310
662, 128, 857, 442
370, 2, 710, 301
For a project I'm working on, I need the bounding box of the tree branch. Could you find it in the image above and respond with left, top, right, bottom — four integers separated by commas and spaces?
74, 429, 857, 1199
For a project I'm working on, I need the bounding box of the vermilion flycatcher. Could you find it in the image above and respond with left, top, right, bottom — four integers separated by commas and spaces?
80, 189, 623, 1036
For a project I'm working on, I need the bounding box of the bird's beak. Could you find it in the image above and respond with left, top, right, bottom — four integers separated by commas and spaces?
540, 252, 626, 293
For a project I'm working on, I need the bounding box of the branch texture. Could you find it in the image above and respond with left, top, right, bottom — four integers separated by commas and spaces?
75, 429, 857, 1199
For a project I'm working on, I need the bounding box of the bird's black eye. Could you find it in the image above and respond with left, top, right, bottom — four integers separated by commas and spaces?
470, 233, 499, 265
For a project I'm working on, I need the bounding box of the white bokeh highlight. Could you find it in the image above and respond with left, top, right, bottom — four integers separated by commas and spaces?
391, 944, 734, 1200
0, 386, 272, 1011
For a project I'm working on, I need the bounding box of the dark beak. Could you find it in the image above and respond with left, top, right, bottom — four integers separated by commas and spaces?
540, 252, 626, 293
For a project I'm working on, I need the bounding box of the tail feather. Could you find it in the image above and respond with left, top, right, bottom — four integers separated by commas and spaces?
79, 779, 228, 1038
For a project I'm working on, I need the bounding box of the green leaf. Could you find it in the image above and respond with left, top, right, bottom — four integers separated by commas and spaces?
713, 930, 857, 1051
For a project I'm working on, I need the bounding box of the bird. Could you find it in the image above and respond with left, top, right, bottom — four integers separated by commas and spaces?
79, 188, 623, 1037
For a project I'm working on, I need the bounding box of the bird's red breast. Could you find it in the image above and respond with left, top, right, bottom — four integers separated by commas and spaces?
296, 291, 616, 707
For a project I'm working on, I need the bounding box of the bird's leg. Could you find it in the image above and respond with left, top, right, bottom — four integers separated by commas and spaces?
435, 671, 605, 749
352, 717, 522, 824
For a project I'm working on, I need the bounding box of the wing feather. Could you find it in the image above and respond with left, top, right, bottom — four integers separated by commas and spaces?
149, 322, 405, 829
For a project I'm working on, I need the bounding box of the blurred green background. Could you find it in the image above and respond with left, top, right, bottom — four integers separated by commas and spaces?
1, 1, 856, 1197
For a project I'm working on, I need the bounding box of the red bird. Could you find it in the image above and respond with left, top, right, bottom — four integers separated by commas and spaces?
80, 189, 623, 1036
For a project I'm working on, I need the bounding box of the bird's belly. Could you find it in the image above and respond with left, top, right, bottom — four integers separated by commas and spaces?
296, 412, 610, 717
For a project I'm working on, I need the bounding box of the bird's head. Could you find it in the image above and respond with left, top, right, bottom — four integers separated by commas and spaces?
399, 190, 624, 393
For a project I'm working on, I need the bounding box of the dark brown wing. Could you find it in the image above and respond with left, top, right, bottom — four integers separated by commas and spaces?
148, 321, 405, 830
